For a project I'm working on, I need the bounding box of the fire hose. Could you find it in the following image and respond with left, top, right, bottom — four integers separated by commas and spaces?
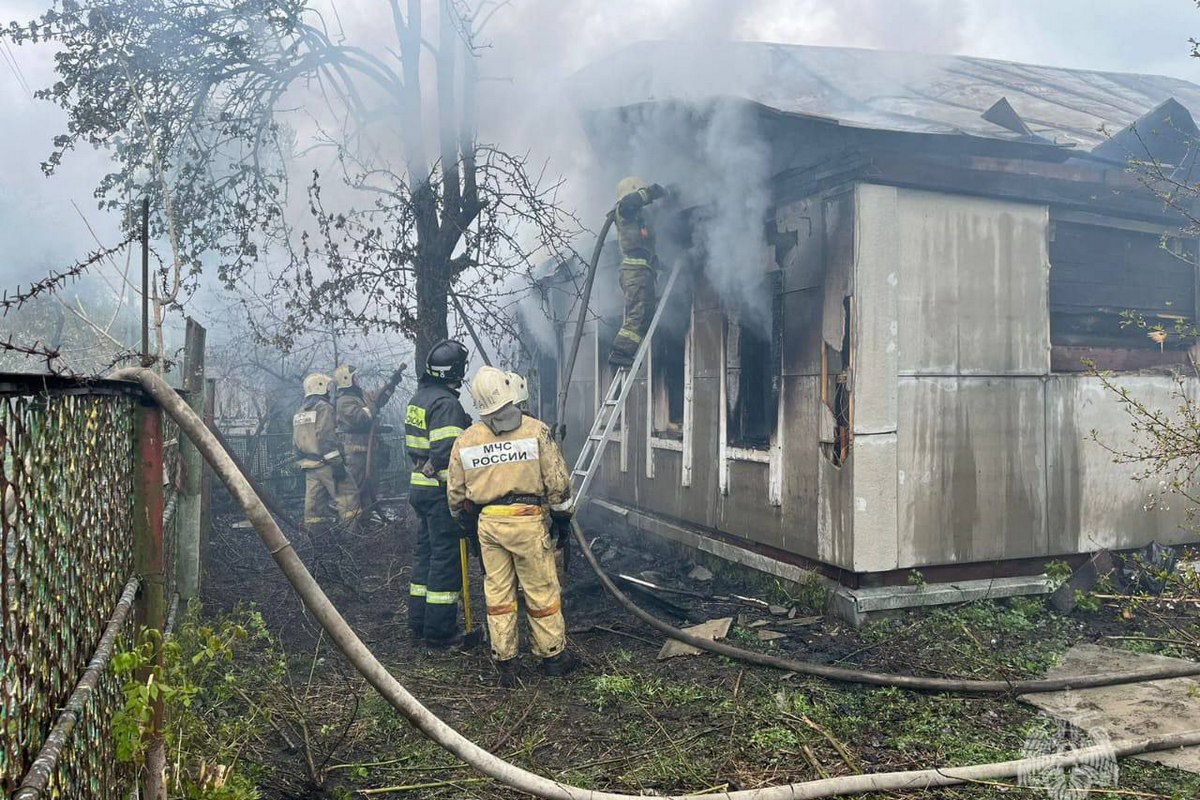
114, 366, 1200, 799
556, 209, 616, 439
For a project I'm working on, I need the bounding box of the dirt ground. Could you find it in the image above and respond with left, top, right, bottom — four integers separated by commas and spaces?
200, 495, 1200, 800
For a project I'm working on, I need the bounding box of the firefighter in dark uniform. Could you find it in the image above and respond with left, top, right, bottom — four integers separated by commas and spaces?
404, 339, 472, 646
610, 176, 668, 367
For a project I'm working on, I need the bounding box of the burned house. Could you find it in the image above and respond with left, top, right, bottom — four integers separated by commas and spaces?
538, 44, 1200, 615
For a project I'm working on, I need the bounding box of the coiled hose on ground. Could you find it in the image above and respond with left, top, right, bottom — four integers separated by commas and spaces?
114, 366, 1200, 799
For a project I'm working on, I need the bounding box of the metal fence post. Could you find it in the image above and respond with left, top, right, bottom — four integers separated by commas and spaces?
200, 376, 216, 576
176, 318, 206, 599
133, 395, 167, 800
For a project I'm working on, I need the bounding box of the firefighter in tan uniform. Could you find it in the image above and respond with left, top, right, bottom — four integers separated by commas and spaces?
505, 371, 531, 416
610, 176, 668, 367
292, 373, 353, 531
334, 363, 374, 522
448, 367, 578, 686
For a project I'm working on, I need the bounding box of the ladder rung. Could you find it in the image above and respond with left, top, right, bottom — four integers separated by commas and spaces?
588, 434, 604, 441
572, 469, 588, 477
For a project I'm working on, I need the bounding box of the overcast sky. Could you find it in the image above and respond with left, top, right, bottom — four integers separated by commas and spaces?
1, 0, 1199, 285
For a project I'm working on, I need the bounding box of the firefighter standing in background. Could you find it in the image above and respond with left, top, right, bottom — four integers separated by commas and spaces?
448, 367, 577, 686
610, 176, 668, 367
334, 363, 374, 523
293, 373, 351, 531
505, 371, 531, 416
404, 340, 473, 647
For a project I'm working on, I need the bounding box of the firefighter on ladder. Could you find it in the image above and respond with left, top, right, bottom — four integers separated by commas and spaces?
334, 363, 374, 523
448, 367, 578, 686
404, 340, 473, 647
293, 373, 353, 532
610, 176, 668, 367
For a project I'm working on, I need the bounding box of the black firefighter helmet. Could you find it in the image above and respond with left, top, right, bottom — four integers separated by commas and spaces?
425, 339, 469, 382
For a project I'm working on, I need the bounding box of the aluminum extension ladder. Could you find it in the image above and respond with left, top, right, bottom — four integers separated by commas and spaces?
569, 256, 685, 509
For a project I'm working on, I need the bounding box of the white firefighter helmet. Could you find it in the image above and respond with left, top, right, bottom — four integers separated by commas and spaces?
333, 363, 358, 389
303, 373, 333, 397
471, 366, 516, 416
616, 175, 650, 201
505, 371, 529, 406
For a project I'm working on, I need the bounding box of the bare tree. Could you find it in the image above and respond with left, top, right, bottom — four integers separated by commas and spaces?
5, 0, 581, 365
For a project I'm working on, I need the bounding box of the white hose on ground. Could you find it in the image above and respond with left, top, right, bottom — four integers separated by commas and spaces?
114, 366, 1200, 800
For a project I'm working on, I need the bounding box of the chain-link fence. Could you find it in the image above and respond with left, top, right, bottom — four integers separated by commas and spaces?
0, 375, 179, 798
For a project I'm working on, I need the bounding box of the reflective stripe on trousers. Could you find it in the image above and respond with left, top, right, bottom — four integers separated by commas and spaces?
478, 515, 566, 661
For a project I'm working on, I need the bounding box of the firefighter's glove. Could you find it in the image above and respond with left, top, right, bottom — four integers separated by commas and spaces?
459, 499, 481, 539
551, 515, 572, 549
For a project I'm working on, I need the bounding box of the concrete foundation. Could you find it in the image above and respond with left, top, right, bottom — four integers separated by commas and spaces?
586, 498, 1054, 627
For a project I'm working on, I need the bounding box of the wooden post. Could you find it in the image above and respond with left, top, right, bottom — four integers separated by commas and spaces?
132, 395, 166, 800
176, 318, 206, 599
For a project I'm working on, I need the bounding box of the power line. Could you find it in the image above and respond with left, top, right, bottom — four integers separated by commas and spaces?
0, 41, 34, 101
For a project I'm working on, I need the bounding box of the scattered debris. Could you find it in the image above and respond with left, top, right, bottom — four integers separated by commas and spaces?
1121, 541, 1179, 594
756, 630, 787, 642
1049, 549, 1114, 613
768, 604, 789, 616
776, 615, 822, 627
732, 594, 771, 609
657, 617, 734, 660
749, 619, 771, 628
232, 520, 253, 529
688, 564, 714, 582
617, 573, 709, 600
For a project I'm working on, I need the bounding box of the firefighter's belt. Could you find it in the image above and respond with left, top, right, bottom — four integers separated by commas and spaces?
481, 497, 544, 518
489, 493, 543, 506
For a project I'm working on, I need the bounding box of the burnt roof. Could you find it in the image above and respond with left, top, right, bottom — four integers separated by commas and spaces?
570, 42, 1200, 150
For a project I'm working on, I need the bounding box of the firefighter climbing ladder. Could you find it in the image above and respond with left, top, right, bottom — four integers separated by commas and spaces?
570, 255, 685, 507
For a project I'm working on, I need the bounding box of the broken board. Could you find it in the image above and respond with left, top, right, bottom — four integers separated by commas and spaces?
657, 617, 733, 660
1019, 644, 1200, 774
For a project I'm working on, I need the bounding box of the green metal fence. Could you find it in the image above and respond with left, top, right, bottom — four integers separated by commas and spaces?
0, 375, 177, 799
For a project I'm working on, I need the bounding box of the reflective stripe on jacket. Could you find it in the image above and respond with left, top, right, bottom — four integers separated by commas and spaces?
293, 395, 339, 469
447, 414, 571, 519
336, 387, 374, 453
404, 378, 471, 488
615, 189, 656, 266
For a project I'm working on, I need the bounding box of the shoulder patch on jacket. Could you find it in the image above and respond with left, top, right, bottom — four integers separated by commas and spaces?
405, 404, 426, 428
293, 410, 317, 425
458, 438, 539, 470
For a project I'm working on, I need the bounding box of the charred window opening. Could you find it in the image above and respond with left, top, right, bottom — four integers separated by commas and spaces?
596, 317, 623, 432
821, 296, 853, 466
651, 313, 688, 438
534, 349, 557, 421
1050, 220, 1197, 371
725, 272, 782, 450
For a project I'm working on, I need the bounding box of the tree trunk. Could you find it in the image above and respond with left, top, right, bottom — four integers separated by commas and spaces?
414, 249, 451, 370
